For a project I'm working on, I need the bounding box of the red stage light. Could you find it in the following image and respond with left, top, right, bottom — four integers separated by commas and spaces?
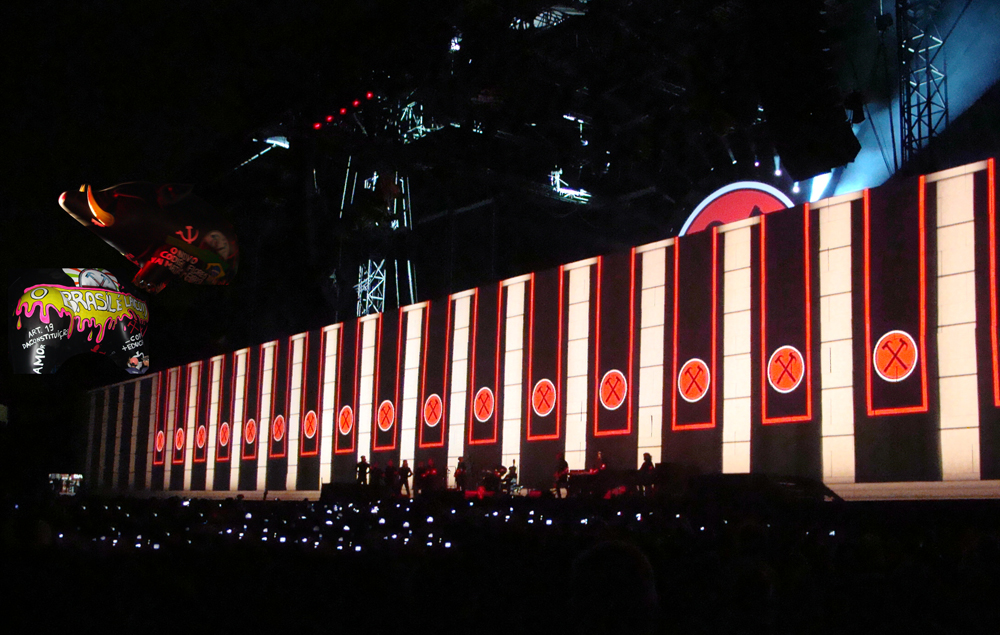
340, 108, 347, 115
313, 122, 322, 129
366, 92, 374, 99
326, 115, 334, 122
352, 100, 360, 107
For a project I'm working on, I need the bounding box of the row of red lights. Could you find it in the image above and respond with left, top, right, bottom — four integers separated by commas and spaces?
313, 92, 375, 129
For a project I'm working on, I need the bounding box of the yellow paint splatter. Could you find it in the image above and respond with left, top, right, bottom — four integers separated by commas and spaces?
15, 284, 149, 344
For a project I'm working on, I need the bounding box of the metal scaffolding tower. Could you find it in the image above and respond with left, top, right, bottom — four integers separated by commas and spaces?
896, 0, 949, 167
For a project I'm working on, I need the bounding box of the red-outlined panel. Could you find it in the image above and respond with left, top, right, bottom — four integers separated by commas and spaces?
372, 310, 403, 452
152, 370, 167, 466
671, 228, 719, 430
467, 283, 504, 446
761, 205, 814, 424
864, 181, 929, 416
216, 353, 233, 463
241, 348, 260, 461
299, 331, 321, 458
268, 339, 290, 459
171, 366, 187, 465
335, 322, 361, 454
592, 250, 636, 437
526, 269, 565, 441
419, 299, 451, 448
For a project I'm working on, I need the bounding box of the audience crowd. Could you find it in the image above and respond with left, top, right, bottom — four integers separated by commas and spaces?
3, 486, 1000, 634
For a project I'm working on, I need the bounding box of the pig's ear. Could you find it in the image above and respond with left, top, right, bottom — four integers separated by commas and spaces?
156, 183, 194, 207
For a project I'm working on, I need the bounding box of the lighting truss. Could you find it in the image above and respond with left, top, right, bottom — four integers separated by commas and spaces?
896, 0, 949, 166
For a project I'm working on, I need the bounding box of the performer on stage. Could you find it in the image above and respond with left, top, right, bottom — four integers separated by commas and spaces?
591, 451, 607, 472
455, 456, 469, 492
398, 460, 412, 498
638, 453, 654, 496
356, 455, 370, 486
502, 460, 518, 495
555, 452, 570, 498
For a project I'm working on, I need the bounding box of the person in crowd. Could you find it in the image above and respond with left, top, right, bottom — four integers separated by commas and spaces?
356, 455, 370, 486
398, 459, 412, 498
555, 452, 570, 498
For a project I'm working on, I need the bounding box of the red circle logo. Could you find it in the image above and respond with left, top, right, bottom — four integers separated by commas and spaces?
196, 425, 207, 448
155, 430, 165, 453
532, 379, 557, 417
219, 422, 230, 447
474, 387, 495, 422
680, 182, 793, 236
174, 427, 185, 452
678, 359, 711, 403
599, 370, 627, 410
767, 345, 805, 394
272, 415, 285, 442
423, 394, 443, 427
338, 406, 353, 435
244, 419, 257, 444
874, 330, 919, 382
377, 400, 396, 432
303, 411, 318, 439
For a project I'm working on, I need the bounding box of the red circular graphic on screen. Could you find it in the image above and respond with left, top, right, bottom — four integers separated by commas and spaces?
474, 387, 495, 422
272, 415, 285, 442
338, 406, 354, 435
303, 411, 318, 439
767, 345, 805, 394
423, 394, 443, 427
680, 182, 793, 236
599, 370, 628, 410
155, 430, 165, 453
244, 419, 257, 444
532, 379, 557, 417
874, 330, 919, 382
196, 425, 207, 449
174, 427, 185, 452
678, 358, 711, 403
219, 422, 231, 447
377, 400, 396, 432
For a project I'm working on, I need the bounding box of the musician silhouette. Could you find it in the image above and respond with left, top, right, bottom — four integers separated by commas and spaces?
555, 452, 570, 498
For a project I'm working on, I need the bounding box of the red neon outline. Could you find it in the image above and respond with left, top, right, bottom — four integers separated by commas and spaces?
171, 367, 187, 465
372, 311, 403, 451
263, 342, 284, 458
527, 268, 565, 441
761, 205, 814, 424
594, 249, 636, 437
299, 332, 320, 457
243, 347, 260, 461
864, 180, 930, 416
216, 354, 232, 462
194, 360, 211, 463
419, 299, 452, 448
468, 284, 502, 445
671, 229, 719, 430
153, 370, 166, 466
989, 158, 999, 406
336, 324, 361, 454
238, 349, 253, 460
